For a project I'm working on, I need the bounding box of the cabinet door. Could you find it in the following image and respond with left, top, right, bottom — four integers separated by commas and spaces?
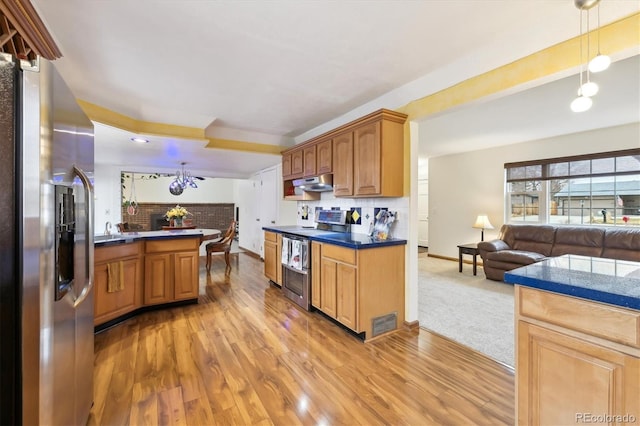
518, 321, 640, 425
282, 153, 292, 178
303, 145, 317, 177
321, 259, 337, 318
144, 253, 173, 305
316, 139, 332, 174
333, 132, 353, 196
174, 251, 199, 300
94, 258, 141, 325
291, 149, 304, 177
336, 263, 357, 331
264, 239, 277, 282
276, 233, 283, 285
354, 121, 381, 196
311, 242, 322, 308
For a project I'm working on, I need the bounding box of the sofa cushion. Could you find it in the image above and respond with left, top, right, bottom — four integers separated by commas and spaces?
602, 228, 640, 262
486, 249, 546, 265
502, 225, 556, 257
550, 227, 605, 257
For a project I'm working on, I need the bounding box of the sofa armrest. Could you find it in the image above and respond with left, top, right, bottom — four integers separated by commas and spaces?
478, 239, 510, 261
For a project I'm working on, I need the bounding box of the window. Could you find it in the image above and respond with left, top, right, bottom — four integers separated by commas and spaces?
505, 149, 640, 227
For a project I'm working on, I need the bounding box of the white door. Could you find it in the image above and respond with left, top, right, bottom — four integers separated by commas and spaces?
260, 168, 277, 227
418, 179, 429, 247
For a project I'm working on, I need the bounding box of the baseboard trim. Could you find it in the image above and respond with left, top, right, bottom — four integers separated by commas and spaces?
428, 253, 484, 266
240, 249, 261, 260
404, 320, 420, 331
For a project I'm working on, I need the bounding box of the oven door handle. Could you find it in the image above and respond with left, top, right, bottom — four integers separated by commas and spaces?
283, 264, 309, 275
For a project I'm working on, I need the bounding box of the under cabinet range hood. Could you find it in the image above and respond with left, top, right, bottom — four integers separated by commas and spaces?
292, 174, 333, 192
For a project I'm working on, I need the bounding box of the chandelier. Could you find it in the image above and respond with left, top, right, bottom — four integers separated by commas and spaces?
169, 162, 198, 195
570, 0, 611, 113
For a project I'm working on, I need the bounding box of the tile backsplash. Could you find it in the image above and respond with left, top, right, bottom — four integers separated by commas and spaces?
296, 192, 409, 239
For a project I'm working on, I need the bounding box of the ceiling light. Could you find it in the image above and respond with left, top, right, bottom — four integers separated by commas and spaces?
588, 2, 610, 73
169, 162, 198, 195
579, 81, 599, 97
571, 0, 606, 113
130, 137, 149, 144
571, 95, 593, 113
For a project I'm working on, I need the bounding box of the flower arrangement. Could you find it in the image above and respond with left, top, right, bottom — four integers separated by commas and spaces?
165, 205, 191, 222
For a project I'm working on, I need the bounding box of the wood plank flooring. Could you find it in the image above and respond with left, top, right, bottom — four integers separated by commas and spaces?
89, 252, 514, 425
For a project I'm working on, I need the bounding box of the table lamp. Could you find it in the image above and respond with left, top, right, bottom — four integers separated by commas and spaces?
473, 214, 494, 241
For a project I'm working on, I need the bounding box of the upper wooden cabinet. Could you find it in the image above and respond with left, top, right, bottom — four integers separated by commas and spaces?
280, 109, 406, 198
291, 149, 304, 178
303, 145, 317, 177
316, 139, 332, 174
333, 132, 354, 197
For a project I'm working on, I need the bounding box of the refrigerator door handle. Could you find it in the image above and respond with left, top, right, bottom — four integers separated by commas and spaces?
72, 165, 94, 308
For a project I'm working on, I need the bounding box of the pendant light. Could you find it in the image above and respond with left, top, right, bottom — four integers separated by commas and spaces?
588, 1, 611, 73
570, 0, 607, 113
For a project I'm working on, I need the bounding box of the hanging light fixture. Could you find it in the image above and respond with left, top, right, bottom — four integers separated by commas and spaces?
588, 0, 611, 73
168, 162, 199, 195
571, 0, 602, 113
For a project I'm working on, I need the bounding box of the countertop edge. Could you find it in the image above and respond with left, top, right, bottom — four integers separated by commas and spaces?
94, 231, 203, 247
505, 269, 640, 311
262, 226, 407, 249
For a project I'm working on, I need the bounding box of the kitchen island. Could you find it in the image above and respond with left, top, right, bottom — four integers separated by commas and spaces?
94, 230, 207, 330
505, 255, 640, 425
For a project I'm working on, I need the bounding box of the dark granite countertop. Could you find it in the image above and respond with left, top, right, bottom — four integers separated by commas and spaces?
94, 229, 204, 247
262, 226, 407, 249
504, 254, 640, 310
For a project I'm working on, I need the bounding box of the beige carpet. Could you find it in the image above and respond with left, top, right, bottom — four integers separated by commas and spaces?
418, 254, 515, 367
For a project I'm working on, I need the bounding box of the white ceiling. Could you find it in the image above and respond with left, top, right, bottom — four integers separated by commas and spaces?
31, 1, 640, 177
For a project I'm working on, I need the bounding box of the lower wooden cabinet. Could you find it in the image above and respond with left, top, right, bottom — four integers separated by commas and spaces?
94, 242, 143, 325
144, 238, 199, 305
94, 236, 200, 327
516, 286, 640, 425
317, 242, 404, 340
263, 231, 280, 284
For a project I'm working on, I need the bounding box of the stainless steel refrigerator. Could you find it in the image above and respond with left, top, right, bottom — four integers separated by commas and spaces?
0, 54, 95, 425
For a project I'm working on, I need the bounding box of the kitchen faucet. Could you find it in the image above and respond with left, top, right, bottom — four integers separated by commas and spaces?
104, 221, 112, 236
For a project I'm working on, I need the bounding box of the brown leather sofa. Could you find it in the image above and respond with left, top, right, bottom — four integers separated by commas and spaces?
478, 224, 640, 281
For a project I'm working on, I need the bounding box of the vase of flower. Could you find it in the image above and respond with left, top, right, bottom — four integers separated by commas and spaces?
174, 217, 183, 227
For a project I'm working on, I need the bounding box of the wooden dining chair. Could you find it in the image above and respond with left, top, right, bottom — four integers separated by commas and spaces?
206, 220, 236, 273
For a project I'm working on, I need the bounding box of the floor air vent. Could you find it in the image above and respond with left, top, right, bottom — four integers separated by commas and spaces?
371, 312, 397, 337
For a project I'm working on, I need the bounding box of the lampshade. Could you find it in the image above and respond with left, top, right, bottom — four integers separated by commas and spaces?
472, 215, 494, 230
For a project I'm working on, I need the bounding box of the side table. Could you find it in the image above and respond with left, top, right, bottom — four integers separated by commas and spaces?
457, 243, 479, 276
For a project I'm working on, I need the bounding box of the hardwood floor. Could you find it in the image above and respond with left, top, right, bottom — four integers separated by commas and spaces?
89, 252, 514, 425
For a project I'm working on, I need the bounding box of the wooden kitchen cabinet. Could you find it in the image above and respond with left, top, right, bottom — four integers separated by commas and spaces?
282, 153, 292, 178
263, 231, 282, 285
281, 109, 406, 198
516, 286, 640, 425
94, 241, 143, 325
332, 132, 354, 196
303, 145, 317, 177
144, 253, 173, 305
291, 149, 304, 178
173, 251, 199, 300
144, 237, 200, 306
311, 242, 322, 308
318, 242, 405, 340
316, 139, 332, 174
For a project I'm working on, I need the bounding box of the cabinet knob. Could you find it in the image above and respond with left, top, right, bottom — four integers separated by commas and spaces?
256, 218, 260, 221
271, 221, 275, 224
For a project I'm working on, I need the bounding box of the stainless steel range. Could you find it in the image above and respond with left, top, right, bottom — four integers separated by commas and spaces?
280, 210, 350, 310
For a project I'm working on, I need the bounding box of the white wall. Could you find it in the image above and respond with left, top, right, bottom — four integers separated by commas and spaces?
427, 122, 640, 259
122, 174, 237, 203
94, 165, 246, 235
